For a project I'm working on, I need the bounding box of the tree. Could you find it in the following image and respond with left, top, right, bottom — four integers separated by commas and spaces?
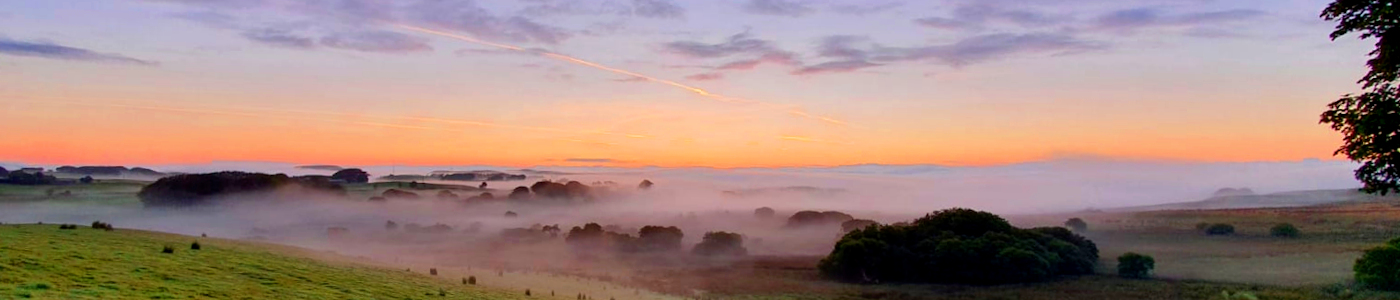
330, 168, 370, 183
754, 207, 775, 218
692, 232, 747, 257
1357, 238, 1400, 290
1205, 224, 1236, 235
1117, 252, 1155, 279
509, 186, 532, 200
1321, 0, 1400, 195
1064, 218, 1088, 232
638, 179, 654, 190
1271, 223, 1300, 238
818, 208, 1098, 284
637, 226, 684, 252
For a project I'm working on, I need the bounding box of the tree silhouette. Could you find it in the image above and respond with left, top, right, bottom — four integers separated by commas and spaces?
1321, 0, 1400, 194
330, 168, 370, 183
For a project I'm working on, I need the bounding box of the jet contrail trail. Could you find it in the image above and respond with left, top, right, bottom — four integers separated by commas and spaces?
393, 24, 849, 126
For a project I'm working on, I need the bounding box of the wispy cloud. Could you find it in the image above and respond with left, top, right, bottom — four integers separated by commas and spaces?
1092, 7, 1266, 35
241, 28, 317, 49
320, 30, 433, 53
0, 38, 157, 66
685, 72, 724, 81
829, 2, 903, 16
742, 0, 815, 17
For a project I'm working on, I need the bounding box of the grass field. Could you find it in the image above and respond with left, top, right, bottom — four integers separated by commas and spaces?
0, 224, 529, 300
0, 181, 146, 206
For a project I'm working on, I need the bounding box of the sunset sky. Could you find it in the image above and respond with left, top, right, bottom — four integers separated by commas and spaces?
0, 0, 1376, 168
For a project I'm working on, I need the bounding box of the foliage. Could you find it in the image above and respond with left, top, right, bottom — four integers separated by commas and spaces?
754, 207, 776, 218
191, 241, 201, 250
91, 221, 113, 231
636, 226, 684, 252
58, 224, 77, 230
1271, 223, 1300, 238
1355, 237, 1400, 290
692, 231, 747, 257
786, 210, 855, 228
1064, 218, 1088, 232
1205, 224, 1236, 235
1320, 0, 1400, 194
509, 186, 532, 200
841, 219, 879, 232
137, 172, 346, 207
1117, 252, 1155, 279
818, 208, 1098, 284
2, 171, 58, 185
162, 245, 175, 254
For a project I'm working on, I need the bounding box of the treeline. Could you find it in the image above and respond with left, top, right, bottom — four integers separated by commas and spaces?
138, 172, 348, 207
819, 208, 1098, 284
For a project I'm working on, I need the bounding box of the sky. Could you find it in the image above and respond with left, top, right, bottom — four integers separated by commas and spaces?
0, 0, 1378, 168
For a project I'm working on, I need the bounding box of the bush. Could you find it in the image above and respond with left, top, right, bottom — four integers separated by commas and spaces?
468, 276, 477, 285
818, 208, 1098, 284
1270, 223, 1300, 238
58, 224, 77, 230
91, 221, 113, 231
1205, 223, 1235, 235
191, 241, 201, 250
1117, 252, 1155, 279
754, 207, 776, 218
138, 172, 345, 207
330, 168, 370, 183
430, 268, 438, 276
692, 232, 747, 257
1064, 218, 1088, 232
1356, 238, 1400, 290
162, 245, 175, 254
636, 226, 684, 252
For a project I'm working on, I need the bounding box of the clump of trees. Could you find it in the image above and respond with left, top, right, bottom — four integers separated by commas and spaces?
330, 168, 370, 183
509, 187, 532, 200
530, 180, 593, 201
636, 226, 684, 252
381, 189, 420, 199
1064, 218, 1088, 232
786, 210, 854, 228
2, 170, 58, 185
1117, 252, 1155, 279
692, 232, 747, 257
565, 223, 691, 255
58, 224, 77, 230
191, 241, 201, 250
137, 172, 346, 207
638, 179, 654, 190
754, 207, 775, 218
818, 208, 1099, 284
1271, 223, 1300, 238
1204, 223, 1236, 235
840, 219, 878, 232
161, 245, 175, 254
1356, 238, 1400, 290
91, 221, 113, 231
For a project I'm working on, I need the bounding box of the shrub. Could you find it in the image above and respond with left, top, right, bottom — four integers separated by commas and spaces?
636, 226, 684, 252
526, 289, 532, 296
91, 221, 113, 231
430, 268, 438, 276
330, 168, 370, 183
1064, 218, 1088, 232
468, 276, 477, 285
754, 207, 776, 218
692, 232, 747, 257
58, 224, 77, 230
818, 208, 1098, 284
162, 245, 175, 254
1356, 238, 1400, 290
1205, 223, 1235, 235
191, 241, 201, 250
1117, 252, 1155, 279
1270, 223, 1300, 238
138, 172, 346, 207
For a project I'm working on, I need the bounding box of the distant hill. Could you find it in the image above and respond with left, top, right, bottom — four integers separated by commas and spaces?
53, 166, 165, 177
295, 165, 344, 171
1118, 189, 1396, 211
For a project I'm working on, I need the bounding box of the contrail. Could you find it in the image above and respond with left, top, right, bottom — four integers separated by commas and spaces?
393, 24, 849, 126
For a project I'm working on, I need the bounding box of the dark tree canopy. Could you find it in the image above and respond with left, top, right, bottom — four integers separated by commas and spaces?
818, 208, 1099, 284
1356, 237, 1400, 290
692, 232, 747, 257
638, 179, 654, 190
330, 168, 370, 183
1064, 218, 1088, 232
508, 186, 532, 200
1205, 223, 1236, 235
1321, 0, 1400, 194
754, 207, 776, 218
138, 172, 346, 207
1117, 252, 1155, 279
637, 226, 684, 252
786, 210, 854, 228
841, 219, 879, 232
0, 166, 7, 178
1271, 223, 1300, 238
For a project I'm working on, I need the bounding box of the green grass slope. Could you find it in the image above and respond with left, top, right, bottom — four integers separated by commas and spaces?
0, 224, 526, 300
